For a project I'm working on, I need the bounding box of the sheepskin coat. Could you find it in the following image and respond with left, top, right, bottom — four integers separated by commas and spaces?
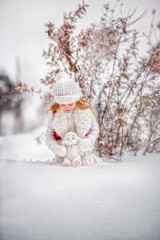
44, 107, 99, 150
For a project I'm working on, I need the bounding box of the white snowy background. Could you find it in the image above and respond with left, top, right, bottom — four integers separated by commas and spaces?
0, 0, 160, 240
1, 0, 160, 86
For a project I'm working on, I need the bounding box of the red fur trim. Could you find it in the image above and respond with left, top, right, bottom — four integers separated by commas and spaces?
53, 110, 57, 116
52, 110, 61, 140
85, 129, 91, 137
53, 130, 62, 140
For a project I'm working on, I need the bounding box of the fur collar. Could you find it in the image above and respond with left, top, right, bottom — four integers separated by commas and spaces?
52, 107, 92, 139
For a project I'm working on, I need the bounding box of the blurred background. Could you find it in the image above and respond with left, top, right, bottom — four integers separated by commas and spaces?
0, 0, 160, 136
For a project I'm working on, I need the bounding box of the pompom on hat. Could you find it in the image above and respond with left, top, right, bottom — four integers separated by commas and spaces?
53, 72, 82, 104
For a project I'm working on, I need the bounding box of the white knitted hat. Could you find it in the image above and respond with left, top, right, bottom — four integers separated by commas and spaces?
53, 72, 82, 104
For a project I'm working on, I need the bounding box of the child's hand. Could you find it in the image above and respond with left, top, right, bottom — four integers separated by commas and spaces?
49, 141, 67, 157
78, 138, 92, 152
62, 141, 67, 147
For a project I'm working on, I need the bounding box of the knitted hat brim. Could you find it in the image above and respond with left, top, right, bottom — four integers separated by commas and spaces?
54, 93, 82, 104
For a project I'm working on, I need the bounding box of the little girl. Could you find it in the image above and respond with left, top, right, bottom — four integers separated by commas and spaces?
44, 72, 99, 167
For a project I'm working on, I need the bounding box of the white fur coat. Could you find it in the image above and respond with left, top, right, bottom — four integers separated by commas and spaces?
44, 107, 99, 148
52, 108, 93, 139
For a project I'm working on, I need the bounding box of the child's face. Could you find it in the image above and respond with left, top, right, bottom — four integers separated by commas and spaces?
59, 102, 76, 113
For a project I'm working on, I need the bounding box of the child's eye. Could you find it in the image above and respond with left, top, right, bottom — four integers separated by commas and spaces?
72, 137, 75, 139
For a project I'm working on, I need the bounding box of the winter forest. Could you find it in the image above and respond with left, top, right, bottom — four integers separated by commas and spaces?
0, 0, 160, 240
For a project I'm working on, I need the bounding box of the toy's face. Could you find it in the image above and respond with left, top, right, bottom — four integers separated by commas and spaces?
64, 132, 78, 146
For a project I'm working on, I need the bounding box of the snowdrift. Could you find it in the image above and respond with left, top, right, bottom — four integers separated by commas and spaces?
0, 128, 160, 240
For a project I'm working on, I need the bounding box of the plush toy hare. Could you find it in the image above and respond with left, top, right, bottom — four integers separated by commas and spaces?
62, 132, 82, 167
62, 132, 96, 167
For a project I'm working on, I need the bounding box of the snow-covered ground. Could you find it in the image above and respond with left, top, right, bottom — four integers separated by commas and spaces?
0, 128, 160, 240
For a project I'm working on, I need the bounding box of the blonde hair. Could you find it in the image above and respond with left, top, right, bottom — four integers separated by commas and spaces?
47, 98, 97, 117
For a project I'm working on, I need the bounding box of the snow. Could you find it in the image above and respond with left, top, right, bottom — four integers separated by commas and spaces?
0, 127, 53, 162
0, 128, 160, 240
